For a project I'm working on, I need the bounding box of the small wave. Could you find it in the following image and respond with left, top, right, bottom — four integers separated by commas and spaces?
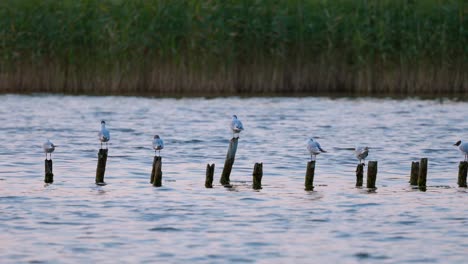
239, 197, 263, 202
38, 221, 84, 226
396, 220, 418, 225
354, 252, 389, 260
244, 241, 271, 247
114, 128, 135, 133
308, 218, 330, 223
429, 185, 451, 189
149, 227, 181, 232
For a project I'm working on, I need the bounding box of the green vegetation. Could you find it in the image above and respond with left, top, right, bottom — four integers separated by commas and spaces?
0, 0, 466, 95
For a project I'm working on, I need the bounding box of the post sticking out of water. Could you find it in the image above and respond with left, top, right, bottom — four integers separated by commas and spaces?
367, 161, 377, 189
151, 156, 162, 187
95, 149, 108, 184
252, 163, 263, 190
356, 163, 364, 187
205, 163, 215, 188
220, 137, 239, 185
305, 161, 315, 191
458, 161, 467, 188
418, 158, 428, 191
44, 159, 54, 184
150, 156, 159, 184
410, 161, 420, 185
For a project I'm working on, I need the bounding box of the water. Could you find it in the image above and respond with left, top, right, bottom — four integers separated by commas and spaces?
0, 95, 467, 263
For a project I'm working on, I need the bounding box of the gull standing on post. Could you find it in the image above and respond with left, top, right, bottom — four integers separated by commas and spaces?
43, 139, 56, 160
354, 146, 369, 164
307, 137, 327, 161
231, 115, 244, 138
152, 135, 164, 156
454, 140, 468, 161
98, 120, 110, 149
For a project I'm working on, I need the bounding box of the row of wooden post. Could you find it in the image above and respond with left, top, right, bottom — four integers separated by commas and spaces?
205, 138, 263, 190
306, 160, 378, 190
409, 158, 428, 191
354, 161, 378, 189
44, 143, 468, 191
44, 148, 110, 185
305, 160, 379, 191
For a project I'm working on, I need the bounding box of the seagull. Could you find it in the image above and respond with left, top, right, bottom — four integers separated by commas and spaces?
43, 139, 56, 160
98, 120, 110, 149
454, 140, 468, 161
152, 135, 164, 156
354, 146, 369, 165
307, 137, 327, 161
231, 115, 244, 138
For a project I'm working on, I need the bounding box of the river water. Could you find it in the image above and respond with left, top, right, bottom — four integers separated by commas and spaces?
0, 95, 467, 263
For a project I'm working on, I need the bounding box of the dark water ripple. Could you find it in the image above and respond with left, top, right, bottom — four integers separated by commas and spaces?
0, 95, 467, 263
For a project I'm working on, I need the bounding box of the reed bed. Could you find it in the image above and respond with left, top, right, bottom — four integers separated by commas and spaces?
0, 0, 466, 95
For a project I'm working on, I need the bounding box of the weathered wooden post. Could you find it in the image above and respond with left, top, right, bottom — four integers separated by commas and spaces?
418, 158, 428, 191
150, 156, 159, 184
304, 161, 315, 191
367, 161, 377, 188
151, 156, 162, 187
44, 159, 54, 184
458, 161, 467, 187
95, 149, 108, 184
355, 164, 364, 187
220, 138, 239, 185
205, 163, 215, 188
252, 163, 263, 190
409, 161, 420, 185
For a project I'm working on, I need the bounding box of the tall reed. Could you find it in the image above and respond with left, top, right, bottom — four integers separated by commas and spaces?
0, 0, 466, 95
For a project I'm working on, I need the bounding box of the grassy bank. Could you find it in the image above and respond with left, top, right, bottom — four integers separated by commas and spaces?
0, 0, 466, 95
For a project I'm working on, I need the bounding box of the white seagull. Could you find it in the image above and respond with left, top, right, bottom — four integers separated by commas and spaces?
454, 140, 468, 161
307, 137, 327, 161
152, 135, 164, 156
98, 120, 110, 149
354, 146, 369, 164
43, 139, 56, 160
231, 115, 244, 138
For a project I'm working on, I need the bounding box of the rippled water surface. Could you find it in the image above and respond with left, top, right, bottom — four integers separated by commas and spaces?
1, 95, 467, 263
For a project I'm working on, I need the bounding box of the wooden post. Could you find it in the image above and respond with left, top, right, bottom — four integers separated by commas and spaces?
355, 163, 364, 187
367, 161, 377, 188
95, 149, 108, 184
205, 163, 215, 188
44, 159, 54, 184
252, 163, 263, 190
409, 161, 420, 185
458, 161, 468, 188
220, 138, 238, 185
150, 156, 160, 184
304, 161, 315, 191
418, 158, 427, 190
152, 157, 162, 187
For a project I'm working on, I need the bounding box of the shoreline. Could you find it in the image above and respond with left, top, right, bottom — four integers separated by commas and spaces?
1, 62, 466, 96
1, 91, 467, 100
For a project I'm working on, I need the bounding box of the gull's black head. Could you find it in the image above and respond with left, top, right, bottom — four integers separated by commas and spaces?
101, 120, 106, 125
233, 115, 238, 119
454, 140, 462, 146
154, 135, 160, 139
